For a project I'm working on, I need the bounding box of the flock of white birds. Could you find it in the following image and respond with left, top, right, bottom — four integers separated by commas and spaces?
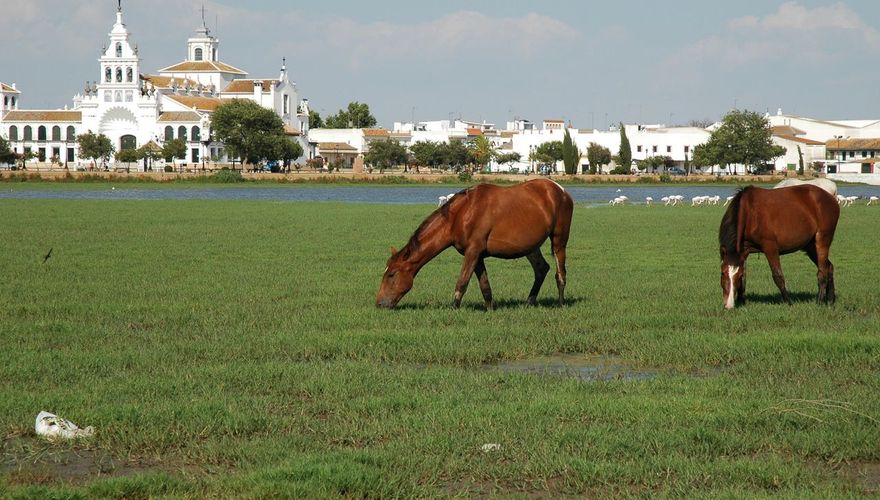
435, 185, 878, 208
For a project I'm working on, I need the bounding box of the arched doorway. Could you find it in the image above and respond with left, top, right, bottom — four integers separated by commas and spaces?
120, 135, 137, 151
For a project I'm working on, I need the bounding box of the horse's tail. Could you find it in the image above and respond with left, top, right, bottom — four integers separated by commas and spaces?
719, 187, 748, 262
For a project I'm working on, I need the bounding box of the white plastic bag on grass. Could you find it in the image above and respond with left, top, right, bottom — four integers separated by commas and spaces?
35, 411, 95, 440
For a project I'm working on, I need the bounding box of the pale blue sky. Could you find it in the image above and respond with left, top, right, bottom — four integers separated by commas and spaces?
2, 1, 878, 127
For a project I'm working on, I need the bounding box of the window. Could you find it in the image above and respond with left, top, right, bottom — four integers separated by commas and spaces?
652, 145, 658, 153
636, 145, 643, 152
666, 146, 672, 153
37, 126, 47, 141
116, 43, 122, 57
164, 126, 174, 141
8, 126, 17, 141
127, 67, 133, 82
23, 126, 32, 141
178, 126, 187, 142
283, 94, 289, 115
38, 147, 46, 161
849, 151, 854, 158
67, 148, 75, 162
106, 67, 112, 82
191, 148, 200, 163
194, 48, 203, 61
191, 126, 201, 142
52, 147, 60, 160
862, 163, 873, 174
116, 67, 123, 83
212, 48, 217, 61
52, 126, 61, 141
684, 145, 690, 153
67, 126, 76, 140
862, 151, 868, 158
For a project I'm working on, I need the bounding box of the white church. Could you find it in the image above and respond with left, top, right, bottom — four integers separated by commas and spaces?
0, 3, 310, 170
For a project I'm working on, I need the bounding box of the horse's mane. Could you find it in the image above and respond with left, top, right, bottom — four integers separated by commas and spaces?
719, 187, 750, 262
398, 188, 468, 258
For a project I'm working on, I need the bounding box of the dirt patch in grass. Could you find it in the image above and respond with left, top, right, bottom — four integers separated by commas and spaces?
2, 437, 146, 485
840, 461, 880, 495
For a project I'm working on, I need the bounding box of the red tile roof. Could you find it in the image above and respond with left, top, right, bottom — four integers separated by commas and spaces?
773, 134, 824, 146
222, 79, 277, 93
159, 61, 247, 74
3, 110, 81, 122
166, 94, 224, 112
826, 138, 880, 150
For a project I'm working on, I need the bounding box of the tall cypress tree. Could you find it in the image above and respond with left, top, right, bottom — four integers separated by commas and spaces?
618, 122, 632, 172
562, 129, 579, 174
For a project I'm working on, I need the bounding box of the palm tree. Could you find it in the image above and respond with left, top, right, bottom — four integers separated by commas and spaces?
469, 136, 496, 173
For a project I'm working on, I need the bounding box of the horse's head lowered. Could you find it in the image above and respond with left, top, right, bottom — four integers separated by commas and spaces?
376, 247, 415, 309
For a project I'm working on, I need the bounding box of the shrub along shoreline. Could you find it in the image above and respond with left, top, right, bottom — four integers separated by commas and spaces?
0, 169, 792, 186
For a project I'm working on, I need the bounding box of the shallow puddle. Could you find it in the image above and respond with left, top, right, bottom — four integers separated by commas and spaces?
486, 353, 657, 382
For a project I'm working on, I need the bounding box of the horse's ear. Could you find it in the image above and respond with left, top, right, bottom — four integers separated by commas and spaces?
390, 246, 398, 255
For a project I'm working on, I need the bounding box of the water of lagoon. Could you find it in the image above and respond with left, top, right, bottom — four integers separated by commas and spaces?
2, 184, 878, 206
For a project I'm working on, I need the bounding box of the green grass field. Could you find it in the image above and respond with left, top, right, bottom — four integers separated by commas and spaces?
1, 193, 878, 498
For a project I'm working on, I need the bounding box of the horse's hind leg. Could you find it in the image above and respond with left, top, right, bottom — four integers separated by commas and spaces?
474, 257, 493, 311
807, 238, 836, 305
526, 249, 550, 306
764, 245, 791, 305
551, 242, 568, 306
551, 204, 572, 306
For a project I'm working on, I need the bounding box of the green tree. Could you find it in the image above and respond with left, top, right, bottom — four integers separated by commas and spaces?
365, 139, 407, 171
115, 148, 139, 172
561, 129, 580, 175
440, 140, 471, 170
308, 110, 324, 129
410, 141, 441, 168
797, 145, 805, 176
495, 152, 521, 169
77, 131, 115, 168
0, 137, 16, 165
137, 142, 163, 171
698, 109, 786, 174
162, 138, 187, 169
618, 122, 632, 172
691, 143, 716, 173
469, 136, 495, 172
530, 141, 564, 172
276, 137, 304, 172
637, 155, 674, 173
324, 102, 377, 129
586, 142, 611, 174
211, 99, 286, 169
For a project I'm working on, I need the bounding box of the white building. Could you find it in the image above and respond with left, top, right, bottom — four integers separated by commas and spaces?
1, 4, 309, 170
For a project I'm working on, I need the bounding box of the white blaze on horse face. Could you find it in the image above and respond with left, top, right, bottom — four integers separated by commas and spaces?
725, 265, 739, 310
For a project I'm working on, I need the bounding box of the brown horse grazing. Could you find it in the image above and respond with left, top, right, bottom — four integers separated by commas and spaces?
719, 184, 840, 310
376, 178, 574, 309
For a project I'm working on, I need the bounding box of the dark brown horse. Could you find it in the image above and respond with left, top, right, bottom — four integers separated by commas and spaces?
719, 184, 840, 310
376, 179, 574, 309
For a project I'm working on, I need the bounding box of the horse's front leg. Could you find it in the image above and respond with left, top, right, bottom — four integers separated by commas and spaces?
764, 246, 791, 305
474, 258, 493, 311
526, 249, 550, 306
736, 254, 748, 306
452, 250, 481, 308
